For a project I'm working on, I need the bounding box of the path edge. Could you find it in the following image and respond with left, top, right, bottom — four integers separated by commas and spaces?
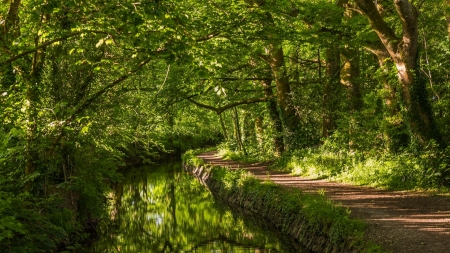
183, 154, 370, 253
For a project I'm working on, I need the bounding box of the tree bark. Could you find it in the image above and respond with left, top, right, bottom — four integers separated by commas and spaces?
232, 107, 247, 155
340, 0, 362, 113
1, 0, 21, 42
24, 11, 49, 191
219, 113, 228, 140
355, 0, 444, 147
366, 43, 409, 151
341, 48, 362, 112
261, 79, 284, 156
263, 42, 300, 150
242, 110, 253, 143
445, 0, 450, 41
322, 47, 340, 138
255, 116, 264, 148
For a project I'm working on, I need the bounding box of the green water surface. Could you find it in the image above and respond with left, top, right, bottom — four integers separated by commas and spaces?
92, 163, 307, 253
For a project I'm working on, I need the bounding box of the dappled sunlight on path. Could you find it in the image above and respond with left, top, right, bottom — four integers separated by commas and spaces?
197, 151, 450, 253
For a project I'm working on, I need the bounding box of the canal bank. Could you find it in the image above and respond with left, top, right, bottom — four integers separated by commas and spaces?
183, 151, 370, 253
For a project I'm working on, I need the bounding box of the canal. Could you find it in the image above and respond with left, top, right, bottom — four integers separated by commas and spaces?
91, 162, 308, 252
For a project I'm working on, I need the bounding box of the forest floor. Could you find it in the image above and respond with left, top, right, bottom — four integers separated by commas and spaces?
197, 151, 450, 253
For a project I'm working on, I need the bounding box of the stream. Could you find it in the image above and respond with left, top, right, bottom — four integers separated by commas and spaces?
90, 162, 309, 252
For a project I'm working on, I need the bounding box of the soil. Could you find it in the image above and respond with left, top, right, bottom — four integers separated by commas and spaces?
197, 151, 450, 253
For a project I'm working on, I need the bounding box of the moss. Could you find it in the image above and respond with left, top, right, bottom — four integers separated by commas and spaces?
182, 149, 206, 167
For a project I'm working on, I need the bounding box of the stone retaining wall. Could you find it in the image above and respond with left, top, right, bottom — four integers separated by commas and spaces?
184, 164, 359, 253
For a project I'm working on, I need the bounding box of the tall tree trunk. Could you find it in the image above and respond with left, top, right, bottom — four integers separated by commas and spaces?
242, 110, 253, 143
322, 47, 340, 138
341, 47, 362, 151
355, 0, 444, 147
2, 0, 40, 191
232, 107, 247, 155
219, 113, 228, 140
25, 33, 46, 191
341, 48, 362, 112
263, 42, 300, 150
445, 0, 450, 41
340, 0, 362, 114
255, 116, 264, 149
261, 79, 284, 156
1, 0, 21, 42
367, 43, 409, 151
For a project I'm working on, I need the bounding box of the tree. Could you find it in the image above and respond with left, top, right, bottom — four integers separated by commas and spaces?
354, 0, 444, 147
445, 0, 450, 40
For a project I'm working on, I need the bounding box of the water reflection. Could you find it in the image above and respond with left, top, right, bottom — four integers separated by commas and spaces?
92, 163, 303, 253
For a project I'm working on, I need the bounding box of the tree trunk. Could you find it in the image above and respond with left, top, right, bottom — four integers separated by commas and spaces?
24, 33, 46, 191
341, 49, 362, 112
341, 4, 362, 112
445, 0, 450, 41
219, 113, 228, 140
355, 0, 444, 147
242, 110, 253, 143
261, 79, 284, 156
255, 116, 264, 149
322, 47, 340, 138
1, 0, 21, 42
264, 42, 300, 150
232, 107, 247, 155
367, 43, 409, 151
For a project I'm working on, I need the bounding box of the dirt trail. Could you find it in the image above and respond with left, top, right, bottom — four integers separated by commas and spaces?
197, 151, 450, 253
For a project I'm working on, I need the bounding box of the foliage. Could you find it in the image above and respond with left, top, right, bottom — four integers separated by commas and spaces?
2, 0, 450, 250
273, 142, 450, 191
182, 149, 207, 167
0, 191, 86, 252
216, 140, 277, 163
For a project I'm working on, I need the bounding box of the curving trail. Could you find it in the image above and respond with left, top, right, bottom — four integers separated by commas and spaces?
197, 151, 450, 253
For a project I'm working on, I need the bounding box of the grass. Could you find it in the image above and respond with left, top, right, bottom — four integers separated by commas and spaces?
210, 143, 450, 193
271, 147, 450, 193
216, 141, 276, 163
181, 149, 207, 167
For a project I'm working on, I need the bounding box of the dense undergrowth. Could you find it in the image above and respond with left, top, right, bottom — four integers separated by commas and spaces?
183, 150, 387, 253
215, 141, 276, 163
216, 140, 450, 192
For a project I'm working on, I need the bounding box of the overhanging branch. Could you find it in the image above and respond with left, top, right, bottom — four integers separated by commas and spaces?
187, 96, 273, 114
1, 30, 113, 65
47, 55, 154, 156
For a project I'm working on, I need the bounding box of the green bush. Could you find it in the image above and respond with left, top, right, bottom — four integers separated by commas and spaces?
273, 143, 450, 191
0, 191, 86, 253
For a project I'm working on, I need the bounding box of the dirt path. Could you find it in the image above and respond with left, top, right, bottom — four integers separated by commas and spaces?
197, 151, 450, 253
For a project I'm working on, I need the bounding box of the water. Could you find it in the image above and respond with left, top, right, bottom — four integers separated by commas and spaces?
92, 163, 308, 253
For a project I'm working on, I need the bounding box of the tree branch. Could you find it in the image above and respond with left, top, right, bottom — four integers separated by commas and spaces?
187, 96, 273, 114
186, 98, 220, 113
354, 0, 399, 55
394, 0, 418, 44
210, 77, 272, 81
74, 57, 153, 115
196, 31, 221, 42
47, 55, 154, 156
1, 30, 112, 65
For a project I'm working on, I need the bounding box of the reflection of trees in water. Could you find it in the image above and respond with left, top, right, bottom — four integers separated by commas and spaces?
93, 163, 292, 253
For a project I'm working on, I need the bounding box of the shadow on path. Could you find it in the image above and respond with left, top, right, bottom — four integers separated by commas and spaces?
197, 151, 450, 253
